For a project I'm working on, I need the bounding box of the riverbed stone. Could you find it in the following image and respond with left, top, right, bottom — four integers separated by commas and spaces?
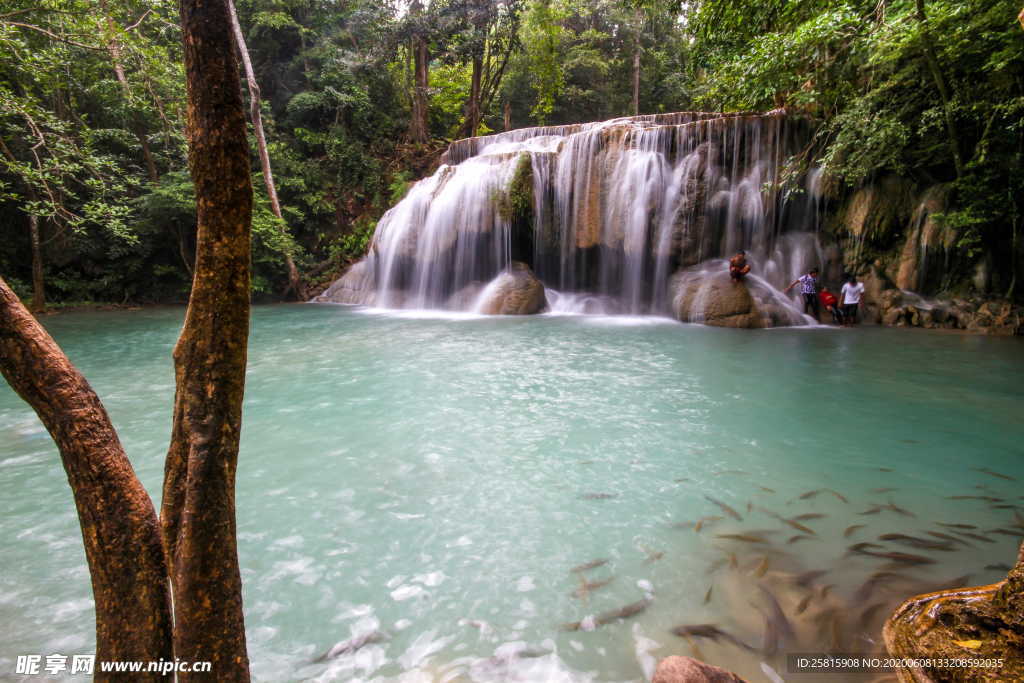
671, 270, 763, 328
652, 656, 747, 683
475, 262, 547, 315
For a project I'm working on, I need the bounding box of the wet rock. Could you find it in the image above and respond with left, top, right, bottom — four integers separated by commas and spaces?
652, 656, 747, 683
883, 543, 1024, 681
475, 262, 547, 315
313, 261, 376, 305
671, 270, 763, 328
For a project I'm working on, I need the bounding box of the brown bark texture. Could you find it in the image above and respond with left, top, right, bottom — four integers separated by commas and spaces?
914, 0, 964, 178
227, 0, 303, 299
28, 212, 45, 312
411, 33, 430, 143
161, 0, 253, 679
0, 278, 173, 680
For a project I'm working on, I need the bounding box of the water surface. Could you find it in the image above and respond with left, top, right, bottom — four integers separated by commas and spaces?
1, 305, 1022, 681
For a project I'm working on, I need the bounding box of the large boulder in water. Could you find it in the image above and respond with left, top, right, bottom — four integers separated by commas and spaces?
475, 262, 547, 315
671, 269, 764, 328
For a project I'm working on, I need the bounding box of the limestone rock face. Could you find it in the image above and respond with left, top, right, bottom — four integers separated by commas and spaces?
313, 261, 376, 305
883, 543, 1024, 682
652, 656, 747, 683
475, 262, 547, 315
672, 270, 763, 328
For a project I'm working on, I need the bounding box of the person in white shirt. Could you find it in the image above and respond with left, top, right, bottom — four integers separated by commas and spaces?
840, 274, 865, 326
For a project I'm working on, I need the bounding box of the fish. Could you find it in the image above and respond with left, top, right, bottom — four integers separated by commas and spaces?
314, 630, 390, 662
870, 488, 898, 493
985, 563, 1012, 571
849, 542, 885, 553
859, 505, 884, 515
746, 501, 753, 514
927, 531, 971, 546
694, 515, 724, 532
857, 603, 886, 630
571, 559, 609, 573
854, 571, 904, 603
820, 584, 835, 599
759, 486, 776, 494
987, 528, 1024, 538
792, 513, 826, 521
674, 478, 691, 483
953, 531, 996, 544
716, 533, 769, 544
704, 585, 713, 604
788, 534, 812, 544
705, 495, 743, 521
972, 467, 1016, 482
670, 624, 756, 652
993, 504, 1021, 510
795, 593, 813, 615
793, 569, 829, 587
844, 524, 865, 538
825, 489, 849, 503
947, 495, 1003, 502
595, 599, 650, 626
571, 575, 614, 600
878, 533, 955, 551
867, 551, 937, 565
753, 556, 769, 577
879, 467, 894, 472
798, 489, 823, 500
900, 439, 920, 444
884, 502, 915, 517
938, 523, 977, 530
580, 492, 616, 500
772, 513, 816, 535
757, 585, 796, 644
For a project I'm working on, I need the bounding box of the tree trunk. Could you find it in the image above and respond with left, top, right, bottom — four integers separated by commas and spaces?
914, 0, 964, 178
28, 213, 44, 312
0, 278, 173, 680
227, 0, 304, 300
163, 0, 253, 679
410, 33, 430, 143
504, 100, 511, 131
632, 6, 642, 117
462, 52, 483, 138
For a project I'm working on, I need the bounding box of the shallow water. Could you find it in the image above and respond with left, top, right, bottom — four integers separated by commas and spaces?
1, 304, 1022, 682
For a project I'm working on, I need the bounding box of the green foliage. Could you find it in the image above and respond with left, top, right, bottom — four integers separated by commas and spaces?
493, 152, 533, 221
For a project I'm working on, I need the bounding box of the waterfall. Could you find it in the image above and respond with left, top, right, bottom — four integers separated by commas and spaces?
317, 111, 826, 325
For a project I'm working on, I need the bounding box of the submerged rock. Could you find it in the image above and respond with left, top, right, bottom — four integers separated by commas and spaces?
883, 542, 1024, 681
652, 656, 747, 683
474, 262, 547, 315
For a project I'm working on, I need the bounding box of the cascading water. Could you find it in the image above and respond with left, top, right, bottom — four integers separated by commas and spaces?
317, 111, 832, 326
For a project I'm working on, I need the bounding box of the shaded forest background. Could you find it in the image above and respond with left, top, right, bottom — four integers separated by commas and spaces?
1, 0, 1022, 309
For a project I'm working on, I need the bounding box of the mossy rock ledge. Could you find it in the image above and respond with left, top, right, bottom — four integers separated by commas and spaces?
883, 542, 1024, 681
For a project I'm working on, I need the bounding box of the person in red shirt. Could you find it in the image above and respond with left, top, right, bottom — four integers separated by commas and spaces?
818, 286, 842, 324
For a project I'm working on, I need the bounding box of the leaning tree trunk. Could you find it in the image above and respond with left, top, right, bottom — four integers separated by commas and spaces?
161, 0, 253, 679
0, 278, 173, 679
226, 0, 303, 300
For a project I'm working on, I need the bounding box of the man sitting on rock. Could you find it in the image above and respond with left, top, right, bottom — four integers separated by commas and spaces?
728, 250, 751, 283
